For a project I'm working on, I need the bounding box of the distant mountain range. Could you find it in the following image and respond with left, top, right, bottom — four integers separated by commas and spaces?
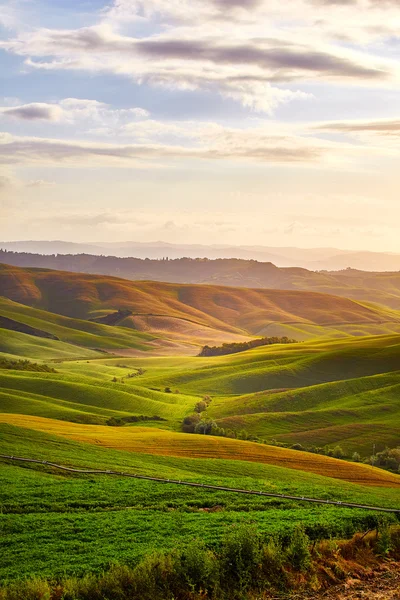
1, 240, 400, 272
2, 248, 400, 310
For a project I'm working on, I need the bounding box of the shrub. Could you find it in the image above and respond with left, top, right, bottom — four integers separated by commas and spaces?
260, 537, 286, 589
182, 413, 201, 433
332, 446, 345, 459
285, 525, 311, 572
218, 523, 262, 595
194, 400, 207, 413
176, 540, 219, 594
377, 518, 392, 557
291, 443, 304, 451
0, 579, 51, 600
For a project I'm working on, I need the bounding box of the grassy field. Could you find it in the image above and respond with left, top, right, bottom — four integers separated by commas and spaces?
1, 423, 400, 581
1, 332, 400, 453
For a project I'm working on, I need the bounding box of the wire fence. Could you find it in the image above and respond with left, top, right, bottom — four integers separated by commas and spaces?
1, 453, 399, 514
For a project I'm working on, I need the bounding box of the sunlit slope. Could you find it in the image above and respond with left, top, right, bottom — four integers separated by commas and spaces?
0, 329, 101, 360
133, 335, 400, 395
2, 335, 399, 454
207, 371, 400, 454
1, 264, 399, 340
1, 415, 399, 487
0, 369, 196, 425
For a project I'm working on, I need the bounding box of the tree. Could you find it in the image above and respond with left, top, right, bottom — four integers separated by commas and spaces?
182, 414, 201, 433
332, 445, 345, 459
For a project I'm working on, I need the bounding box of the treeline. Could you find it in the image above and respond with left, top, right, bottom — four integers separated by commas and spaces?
279, 442, 400, 474
368, 447, 400, 473
107, 415, 166, 427
183, 408, 400, 475
0, 358, 57, 373
1, 522, 399, 600
198, 336, 297, 357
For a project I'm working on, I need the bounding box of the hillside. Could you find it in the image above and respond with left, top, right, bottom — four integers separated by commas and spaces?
1, 328, 400, 454
1, 264, 400, 345
3, 250, 400, 310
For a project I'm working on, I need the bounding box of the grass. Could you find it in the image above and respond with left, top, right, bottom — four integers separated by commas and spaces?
0, 328, 101, 360
1, 424, 400, 582
0, 297, 154, 351
1, 331, 400, 452
1, 414, 399, 487
0, 369, 197, 425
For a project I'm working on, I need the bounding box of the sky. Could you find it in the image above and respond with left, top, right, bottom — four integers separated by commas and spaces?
0, 0, 399, 250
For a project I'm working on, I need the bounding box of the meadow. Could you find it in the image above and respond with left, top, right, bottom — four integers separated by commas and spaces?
1, 423, 400, 582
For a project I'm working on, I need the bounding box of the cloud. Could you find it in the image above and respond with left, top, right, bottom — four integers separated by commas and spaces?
0, 98, 150, 126
0, 103, 64, 121
25, 179, 56, 188
318, 118, 400, 135
0, 128, 332, 169
1, 20, 390, 113
0, 175, 13, 190
135, 38, 385, 80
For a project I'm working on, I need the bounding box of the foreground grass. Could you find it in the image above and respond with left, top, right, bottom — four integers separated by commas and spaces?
1, 522, 399, 599
1, 424, 400, 582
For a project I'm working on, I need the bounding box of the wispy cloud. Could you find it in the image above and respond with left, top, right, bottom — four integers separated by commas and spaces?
2, 21, 390, 112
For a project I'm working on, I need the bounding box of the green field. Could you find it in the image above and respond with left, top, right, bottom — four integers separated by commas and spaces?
1, 424, 399, 582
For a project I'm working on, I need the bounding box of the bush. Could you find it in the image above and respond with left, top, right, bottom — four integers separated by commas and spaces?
285, 525, 311, 572
260, 537, 286, 589
332, 446, 345, 459
377, 518, 392, 557
219, 523, 262, 595
176, 540, 219, 594
194, 401, 207, 413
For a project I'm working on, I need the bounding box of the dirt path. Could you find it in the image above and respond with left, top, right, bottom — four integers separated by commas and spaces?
295, 563, 400, 599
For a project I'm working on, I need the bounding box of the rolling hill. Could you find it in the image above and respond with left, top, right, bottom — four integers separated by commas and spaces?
3, 249, 400, 309
1, 326, 400, 454
2, 264, 400, 347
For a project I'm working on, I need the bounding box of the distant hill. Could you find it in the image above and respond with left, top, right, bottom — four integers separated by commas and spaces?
1, 263, 400, 347
1, 241, 400, 271
2, 249, 400, 310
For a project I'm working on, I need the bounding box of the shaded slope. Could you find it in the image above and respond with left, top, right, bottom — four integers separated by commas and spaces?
3, 250, 400, 309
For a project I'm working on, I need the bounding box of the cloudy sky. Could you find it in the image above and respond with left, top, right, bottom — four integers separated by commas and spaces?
0, 0, 399, 250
